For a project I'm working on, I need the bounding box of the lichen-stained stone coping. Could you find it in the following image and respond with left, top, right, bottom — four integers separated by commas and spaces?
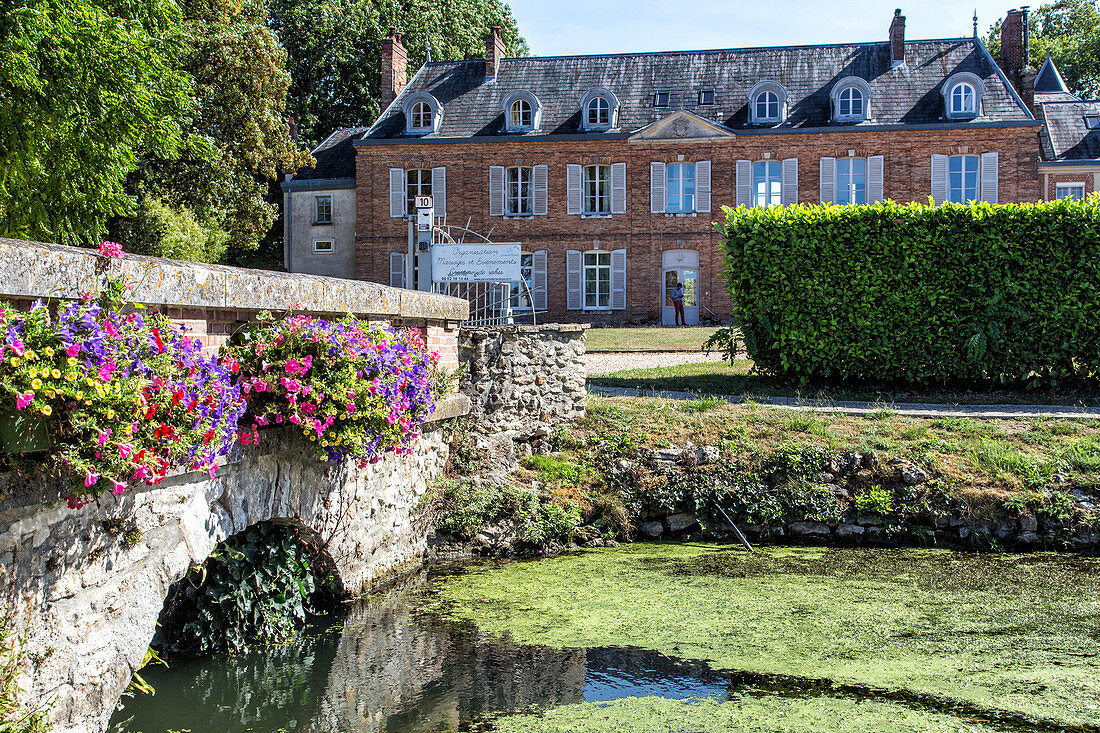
0, 237, 468, 321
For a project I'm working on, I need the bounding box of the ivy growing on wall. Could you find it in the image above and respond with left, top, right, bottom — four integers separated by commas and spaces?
154, 523, 342, 655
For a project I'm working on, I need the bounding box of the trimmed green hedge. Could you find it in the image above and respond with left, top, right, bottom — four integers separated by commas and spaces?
719, 198, 1100, 385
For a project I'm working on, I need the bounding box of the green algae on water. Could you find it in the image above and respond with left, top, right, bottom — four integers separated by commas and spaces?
426, 544, 1100, 729
484, 695, 1010, 733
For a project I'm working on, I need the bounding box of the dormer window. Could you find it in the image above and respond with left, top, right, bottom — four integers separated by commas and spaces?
951, 83, 975, 115
756, 91, 779, 120
941, 73, 985, 120
579, 87, 619, 132
747, 81, 788, 125
511, 99, 531, 128
1084, 115, 1100, 129
502, 90, 541, 133
588, 97, 610, 126
654, 91, 671, 107
402, 92, 443, 134
830, 77, 872, 122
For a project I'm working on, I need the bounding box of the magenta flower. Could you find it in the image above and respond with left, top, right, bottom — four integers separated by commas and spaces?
10, 339, 24, 356
97, 429, 112, 446
110, 479, 127, 495
84, 470, 100, 487
97, 241, 124, 258
15, 392, 32, 410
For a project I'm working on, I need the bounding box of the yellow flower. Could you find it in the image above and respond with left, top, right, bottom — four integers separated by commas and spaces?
66, 357, 77, 367
45, 390, 55, 398
24, 351, 36, 361
106, 410, 115, 419
65, 372, 77, 382
30, 379, 42, 390
8, 357, 20, 367
84, 378, 94, 387
74, 391, 84, 399
51, 369, 60, 379
43, 347, 54, 357
40, 405, 52, 416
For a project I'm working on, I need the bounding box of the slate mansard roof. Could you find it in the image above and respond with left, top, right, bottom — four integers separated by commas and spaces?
359, 38, 1035, 144
287, 127, 367, 186
1038, 100, 1100, 161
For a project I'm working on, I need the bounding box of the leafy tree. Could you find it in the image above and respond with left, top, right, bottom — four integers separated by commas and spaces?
270, 0, 528, 146
129, 0, 312, 256
986, 0, 1100, 98
0, 0, 191, 245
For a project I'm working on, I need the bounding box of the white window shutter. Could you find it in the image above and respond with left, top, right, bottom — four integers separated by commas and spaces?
389, 252, 405, 288
533, 164, 549, 215
650, 161, 666, 213
611, 248, 627, 310
489, 166, 505, 216
819, 157, 836, 203
566, 249, 582, 310
611, 162, 627, 214
432, 166, 446, 215
532, 249, 548, 311
566, 164, 582, 215
736, 160, 752, 206
781, 158, 798, 205
389, 168, 405, 218
980, 152, 999, 203
867, 155, 885, 203
931, 154, 948, 204
695, 160, 711, 213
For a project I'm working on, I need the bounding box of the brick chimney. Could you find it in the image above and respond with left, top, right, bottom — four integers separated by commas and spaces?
889, 9, 906, 66
999, 8, 1037, 114
485, 26, 506, 78
381, 28, 407, 108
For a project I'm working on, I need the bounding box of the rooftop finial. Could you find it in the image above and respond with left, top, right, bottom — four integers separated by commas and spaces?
425, 39, 432, 63
973, 9, 978, 38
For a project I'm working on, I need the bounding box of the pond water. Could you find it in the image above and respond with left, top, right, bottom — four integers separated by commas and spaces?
108, 544, 1100, 733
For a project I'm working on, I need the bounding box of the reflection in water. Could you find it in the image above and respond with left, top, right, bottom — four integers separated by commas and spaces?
109, 570, 729, 733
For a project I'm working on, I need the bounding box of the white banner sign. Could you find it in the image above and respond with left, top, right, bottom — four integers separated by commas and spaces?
430, 243, 522, 283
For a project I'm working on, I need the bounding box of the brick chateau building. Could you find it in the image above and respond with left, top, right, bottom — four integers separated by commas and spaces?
283, 9, 1054, 325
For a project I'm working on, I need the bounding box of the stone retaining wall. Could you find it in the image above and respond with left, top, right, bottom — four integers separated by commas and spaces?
459, 324, 587, 438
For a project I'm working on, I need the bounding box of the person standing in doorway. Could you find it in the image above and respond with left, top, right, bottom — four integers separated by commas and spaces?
672, 281, 686, 327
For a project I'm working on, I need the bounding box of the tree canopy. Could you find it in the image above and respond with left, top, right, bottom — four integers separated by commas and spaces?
986, 0, 1100, 98
270, 0, 528, 147
0, 0, 191, 245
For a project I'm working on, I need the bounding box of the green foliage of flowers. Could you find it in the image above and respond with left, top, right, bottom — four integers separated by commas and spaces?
0, 287, 244, 507
224, 312, 439, 463
720, 198, 1100, 386
155, 523, 339, 654
854, 486, 894, 515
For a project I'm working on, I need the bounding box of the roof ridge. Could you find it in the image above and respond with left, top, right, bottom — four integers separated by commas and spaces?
420, 37, 976, 65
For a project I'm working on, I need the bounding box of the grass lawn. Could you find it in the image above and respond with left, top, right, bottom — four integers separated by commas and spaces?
587, 359, 1100, 407
584, 326, 719, 352
573, 395, 1100, 502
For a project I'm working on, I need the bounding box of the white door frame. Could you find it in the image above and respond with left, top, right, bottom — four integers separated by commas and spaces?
661, 249, 700, 326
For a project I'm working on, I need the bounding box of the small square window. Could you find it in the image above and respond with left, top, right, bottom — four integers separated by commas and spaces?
1084, 115, 1100, 129
698, 90, 714, 105
654, 91, 670, 107
313, 240, 334, 254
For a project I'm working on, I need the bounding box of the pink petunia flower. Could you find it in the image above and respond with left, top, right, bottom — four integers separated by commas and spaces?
97, 429, 112, 446
84, 470, 100, 487
97, 241, 124, 258
15, 392, 32, 410
110, 479, 127, 495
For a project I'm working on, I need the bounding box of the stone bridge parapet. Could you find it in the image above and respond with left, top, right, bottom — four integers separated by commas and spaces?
0, 239, 469, 732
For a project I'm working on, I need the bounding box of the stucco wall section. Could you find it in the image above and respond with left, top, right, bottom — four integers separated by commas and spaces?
287, 187, 357, 278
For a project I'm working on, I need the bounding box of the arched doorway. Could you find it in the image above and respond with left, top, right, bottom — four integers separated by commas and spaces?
661, 249, 699, 326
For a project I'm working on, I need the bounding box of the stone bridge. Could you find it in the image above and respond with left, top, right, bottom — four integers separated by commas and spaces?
0, 241, 470, 733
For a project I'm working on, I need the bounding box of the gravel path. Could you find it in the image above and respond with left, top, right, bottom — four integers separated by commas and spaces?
585, 351, 724, 377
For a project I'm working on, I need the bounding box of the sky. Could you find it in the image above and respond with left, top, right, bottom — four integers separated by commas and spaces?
505, 0, 1020, 56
